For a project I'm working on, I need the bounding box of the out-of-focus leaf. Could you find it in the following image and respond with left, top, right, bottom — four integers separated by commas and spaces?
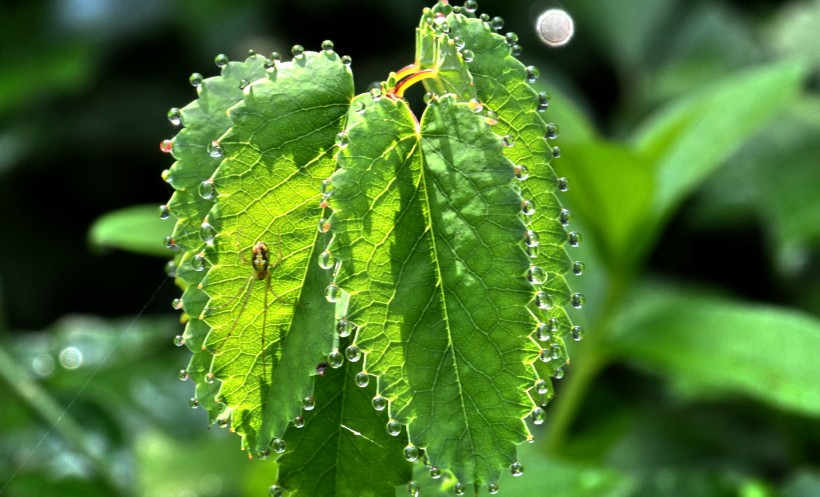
608, 283, 820, 416
552, 141, 652, 272
632, 59, 807, 230
88, 205, 171, 257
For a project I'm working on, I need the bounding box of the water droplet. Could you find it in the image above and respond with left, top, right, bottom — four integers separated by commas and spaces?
571, 325, 585, 341
173, 334, 185, 346
325, 283, 341, 303
335, 132, 349, 149
239, 79, 250, 90
199, 179, 216, 200
551, 343, 564, 361
178, 369, 189, 381
559, 208, 572, 226
355, 371, 369, 388
536, 291, 553, 310
510, 461, 524, 476
164, 236, 178, 250
189, 72, 203, 87
165, 260, 177, 277
272, 438, 286, 453
327, 349, 344, 368
464, 0, 478, 13
525, 230, 540, 247
270, 51, 282, 63
536, 9, 575, 47
536, 323, 550, 341
214, 54, 229, 68
539, 348, 552, 362
548, 318, 559, 332
247, 49, 257, 57
337, 319, 353, 338
552, 146, 562, 158
293, 415, 305, 428
553, 367, 565, 379
369, 87, 382, 101
216, 416, 229, 428
321, 39, 335, 52
491, 16, 505, 31
535, 379, 548, 395
256, 448, 270, 460
423, 92, 437, 105
189, 397, 200, 409
488, 482, 500, 494
503, 134, 515, 147
567, 231, 582, 247
480, 13, 491, 22
505, 32, 519, 44
205, 372, 215, 384
521, 199, 535, 216
158, 204, 171, 220
403, 444, 419, 462
372, 395, 387, 411
455, 482, 466, 495
527, 265, 546, 285
526, 244, 539, 259
159, 139, 173, 154
511, 44, 523, 56
303, 395, 316, 410
537, 91, 550, 112
268, 484, 283, 497
345, 344, 362, 362
557, 176, 570, 191
354, 100, 366, 113
572, 261, 585, 275
208, 140, 223, 158
318, 250, 335, 270
167, 107, 182, 126
453, 35, 465, 50
514, 164, 529, 180
386, 420, 401, 436
407, 481, 419, 496
570, 292, 585, 309
192, 253, 207, 271
430, 466, 442, 479
461, 49, 475, 62
468, 98, 484, 113
291, 44, 305, 58
200, 222, 216, 244
532, 406, 546, 425
526, 66, 540, 83
546, 123, 560, 140
341, 55, 352, 66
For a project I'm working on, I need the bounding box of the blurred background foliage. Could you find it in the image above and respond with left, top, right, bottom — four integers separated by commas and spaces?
1, 0, 819, 496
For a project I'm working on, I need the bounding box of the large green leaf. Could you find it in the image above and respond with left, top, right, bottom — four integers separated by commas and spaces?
330, 91, 544, 489
608, 283, 820, 416
163, 54, 269, 420
198, 49, 354, 454
632, 59, 807, 226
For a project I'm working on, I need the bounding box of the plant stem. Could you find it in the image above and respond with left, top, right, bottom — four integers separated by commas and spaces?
0, 342, 128, 496
544, 275, 628, 453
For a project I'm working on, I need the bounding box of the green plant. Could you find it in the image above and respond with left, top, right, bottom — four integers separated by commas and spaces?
8, 0, 820, 497
155, 1, 577, 495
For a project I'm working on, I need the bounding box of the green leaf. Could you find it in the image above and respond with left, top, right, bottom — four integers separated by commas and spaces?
632, 59, 807, 225
163, 54, 269, 420
198, 49, 354, 454
608, 283, 820, 416
331, 92, 543, 488
551, 141, 653, 273
276, 345, 411, 497
88, 205, 171, 257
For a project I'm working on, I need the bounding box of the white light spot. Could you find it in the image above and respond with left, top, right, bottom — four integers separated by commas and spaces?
59, 346, 83, 370
536, 9, 574, 47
